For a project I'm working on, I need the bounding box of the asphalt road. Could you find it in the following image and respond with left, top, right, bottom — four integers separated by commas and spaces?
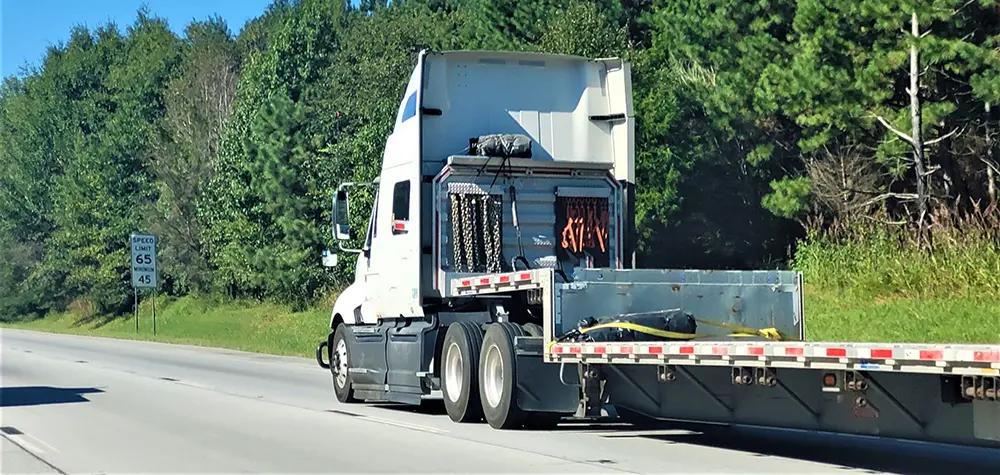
2, 329, 999, 474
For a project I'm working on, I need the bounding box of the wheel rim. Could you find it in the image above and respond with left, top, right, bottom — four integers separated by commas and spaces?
483, 343, 504, 409
333, 338, 348, 388
444, 342, 463, 403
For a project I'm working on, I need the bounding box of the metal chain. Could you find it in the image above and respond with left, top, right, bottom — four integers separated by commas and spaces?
461, 195, 476, 272
450, 192, 505, 273
483, 195, 503, 273
450, 194, 465, 272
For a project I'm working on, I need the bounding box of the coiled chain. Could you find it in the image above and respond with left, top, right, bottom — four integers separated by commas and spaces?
482, 195, 503, 274
450, 194, 466, 272
449, 192, 504, 273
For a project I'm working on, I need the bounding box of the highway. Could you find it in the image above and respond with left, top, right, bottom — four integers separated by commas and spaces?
2, 329, 999, 474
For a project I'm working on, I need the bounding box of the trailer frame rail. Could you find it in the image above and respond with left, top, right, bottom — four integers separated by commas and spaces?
549, 341, 1000, 376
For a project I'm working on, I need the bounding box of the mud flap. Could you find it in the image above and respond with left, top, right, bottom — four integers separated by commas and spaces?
513, 336, 580, 414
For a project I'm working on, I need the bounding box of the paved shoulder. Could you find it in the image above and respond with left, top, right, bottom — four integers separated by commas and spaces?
1, 434, 61, 474
5, 328, 1000, 474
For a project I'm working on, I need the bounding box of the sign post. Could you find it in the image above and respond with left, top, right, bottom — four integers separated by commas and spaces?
130, 233, 158, 335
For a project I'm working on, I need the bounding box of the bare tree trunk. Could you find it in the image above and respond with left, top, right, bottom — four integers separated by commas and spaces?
909, 12, 930, 250
988, 103, 997, 210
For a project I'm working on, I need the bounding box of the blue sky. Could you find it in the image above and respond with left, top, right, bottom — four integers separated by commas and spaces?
2, 0, 276, 79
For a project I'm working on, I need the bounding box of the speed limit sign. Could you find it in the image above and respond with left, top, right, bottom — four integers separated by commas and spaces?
130, 233, 158, 289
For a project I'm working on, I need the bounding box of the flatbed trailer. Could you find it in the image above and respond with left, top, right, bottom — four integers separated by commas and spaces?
444, 267, 1000, 448
316, 48, 1000, 451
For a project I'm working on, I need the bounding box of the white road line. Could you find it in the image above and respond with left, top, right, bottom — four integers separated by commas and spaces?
358, 415, 449, 435
175, 380, 214, 391
1, 432, 68, 475
5, 432, 55, 455
25, 432, 60, 454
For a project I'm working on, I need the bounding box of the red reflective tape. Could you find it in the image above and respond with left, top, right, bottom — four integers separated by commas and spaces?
517, 272, 532, 281
974, 351, 1000, 362
569, 346, 582, 354
648, 346, 664, 355
919, 350, 943, 360
393, 221, 406, 230
679, 346, 694, 354
460, 280, 471, 287
712, 346, 728, 356
620, 345, 633, 354
594, 346, 606, 354
747, 347, 764, 356
785, 347, 804, 356
826, 348, 847, 358
870, 349, 893, 359
478, 277, 491, 285
552, 346, 563, 354
498, 275, 511, 283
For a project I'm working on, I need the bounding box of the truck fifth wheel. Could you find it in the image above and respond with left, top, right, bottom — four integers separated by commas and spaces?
315, 49, 1000, 446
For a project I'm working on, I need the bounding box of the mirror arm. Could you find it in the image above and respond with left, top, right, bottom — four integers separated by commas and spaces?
338, 241, 363, 254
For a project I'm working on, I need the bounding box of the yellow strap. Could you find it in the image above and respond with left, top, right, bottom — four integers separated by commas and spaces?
580, 320, 784, 341
693, 319, 785, 340
543, 319, 785, 352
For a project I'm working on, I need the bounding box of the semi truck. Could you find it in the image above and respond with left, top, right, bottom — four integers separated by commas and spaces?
316, 49, 1000, 448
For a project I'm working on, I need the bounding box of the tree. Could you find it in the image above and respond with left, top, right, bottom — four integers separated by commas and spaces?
151, 18, 239, 294
46, 11, 183, 312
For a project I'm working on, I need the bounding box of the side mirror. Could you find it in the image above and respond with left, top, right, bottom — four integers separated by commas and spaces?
321, 249, 339, 267
333, 189, 350, 241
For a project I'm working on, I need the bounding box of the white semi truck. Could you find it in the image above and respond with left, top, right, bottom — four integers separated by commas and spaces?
316, 49, 1000, 447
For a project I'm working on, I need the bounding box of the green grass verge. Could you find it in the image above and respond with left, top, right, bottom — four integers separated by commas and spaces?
2, 295, 330, 359
803, 288, 1000, 344
9, 218, 1000, 353
789, 220, 1000, 345
4, 286, 999, 357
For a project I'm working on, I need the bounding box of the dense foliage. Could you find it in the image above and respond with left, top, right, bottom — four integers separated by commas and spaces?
2, 0, 999, 318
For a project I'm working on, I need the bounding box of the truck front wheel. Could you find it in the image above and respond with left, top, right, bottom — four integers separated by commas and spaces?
441, 321, 485, 423
331, 325, 359, 403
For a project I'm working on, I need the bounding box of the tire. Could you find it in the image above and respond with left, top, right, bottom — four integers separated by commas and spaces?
331, 324, 359, 403
522, 322, 543, 337
441, 321, 486, 423
479, 322, 528, 429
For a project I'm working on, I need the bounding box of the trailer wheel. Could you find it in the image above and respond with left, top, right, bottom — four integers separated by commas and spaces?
479, 322, 528, 429
441, 321, 485, 423
331, 324, 359, 403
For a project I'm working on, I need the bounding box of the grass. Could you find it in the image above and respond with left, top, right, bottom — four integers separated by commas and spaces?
2, 294, 331, 359
802, 289, 1000, 343
7, 290, 998, 355
6, 210, 1000, 351
791, 210, 1000, 344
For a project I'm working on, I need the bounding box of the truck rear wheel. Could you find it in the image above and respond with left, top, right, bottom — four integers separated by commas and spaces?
331, 324, 359, 403
479, 322, 528, 429
441, 321, 485, 423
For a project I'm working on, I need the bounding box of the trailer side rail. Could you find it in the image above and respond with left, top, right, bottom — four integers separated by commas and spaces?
548, 341, 1000, 375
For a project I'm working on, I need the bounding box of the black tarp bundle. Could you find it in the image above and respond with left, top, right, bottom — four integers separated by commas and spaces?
469, 134, 532, 158
564, 309, 698, 343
